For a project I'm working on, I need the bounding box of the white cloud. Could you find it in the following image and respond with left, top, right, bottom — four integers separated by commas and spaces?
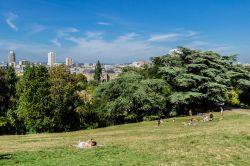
5, 12, 18, 31
97, 21, 113, 26
84, 31, 104, 39
207, 46, 234, 55
29, 24, 47, 34
64, 36, 83, 44
64, 31, 105, 43
116, 32, 140, 42
184, 41, 208, 48
63, 33, 169, 63
187, 31, 198, 37
148, 33, 180, 42
57, 27, 79, 37
183, 40, 234, 56
51, 38, 61, 47
148, 30, 199, 42
0, 29, 236, 63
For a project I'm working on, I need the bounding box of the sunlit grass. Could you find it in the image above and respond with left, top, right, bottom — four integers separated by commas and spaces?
0, 111, 250, 165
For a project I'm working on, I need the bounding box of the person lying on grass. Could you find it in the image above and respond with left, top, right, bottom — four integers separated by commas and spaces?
72, 139, 97, 149
182, 118, 196, 126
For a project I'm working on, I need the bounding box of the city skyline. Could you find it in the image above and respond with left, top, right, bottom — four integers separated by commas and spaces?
0, 0, 250, 63
1, 50, 145, 65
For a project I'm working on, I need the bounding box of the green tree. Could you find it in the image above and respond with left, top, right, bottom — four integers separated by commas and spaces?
94, 60, 102, 82
226, 89, 240, 106
226, 64, 250, 106
0, 67, 18, 134
17, 65, 53, 133
95, 72, 170, 124
5, 66, 18, 110
0, 67, 17, 115
0, 69, 8, 116
49, 65, 81, 131
73, 73, 88, 91
152, 47, 240, 114
0, 69, 8, 134
122, 65, 152, 79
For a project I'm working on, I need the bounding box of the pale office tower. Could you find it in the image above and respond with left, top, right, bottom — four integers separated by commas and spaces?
48, 52, 56, 66
65, 57, 73, 66
8, 50, 16, 66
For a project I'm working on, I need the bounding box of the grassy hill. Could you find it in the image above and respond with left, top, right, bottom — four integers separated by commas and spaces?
0, 111, 250, 166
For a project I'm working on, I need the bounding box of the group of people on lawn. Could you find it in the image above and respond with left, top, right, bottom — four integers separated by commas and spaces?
157, 106, 224, 126
73, 107, 224, 149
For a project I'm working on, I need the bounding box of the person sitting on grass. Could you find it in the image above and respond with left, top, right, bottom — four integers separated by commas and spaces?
209, 113, 213, 121
72, 139, 97, 149
203, 115, 209, 122
220, 106, 224, 120
157, 117, 161, 127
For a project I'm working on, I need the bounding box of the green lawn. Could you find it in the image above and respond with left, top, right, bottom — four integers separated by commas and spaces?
0, 111, 250, 166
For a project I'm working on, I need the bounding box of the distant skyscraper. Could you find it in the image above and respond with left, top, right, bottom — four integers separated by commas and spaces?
65, 57, 73, 66
48, 52, 56, 66
8, 50, 16, 66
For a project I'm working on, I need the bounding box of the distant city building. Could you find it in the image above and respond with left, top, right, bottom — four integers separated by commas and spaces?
65, 57, 73, 66
54, 63, 63, 66
2, 50, 144, 81
74, 63, 82, 68
19, 60, 30, 66
130, 60, 146, 68
0, 62, 8, 70
48, 52, 56, 66
16, 60, 30, 73
8, 50, 16, 66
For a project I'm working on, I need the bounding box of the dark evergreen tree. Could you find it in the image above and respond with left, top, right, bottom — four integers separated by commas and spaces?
151, 47, 250, 114
0, 69, 7, 116
94, 60, 102, 82
5, 66, 18, 110
0, 67, 18, 134
0, 69, 8, 134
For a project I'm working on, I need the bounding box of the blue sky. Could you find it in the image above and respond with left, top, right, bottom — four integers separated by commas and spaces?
0, 0, 250, 63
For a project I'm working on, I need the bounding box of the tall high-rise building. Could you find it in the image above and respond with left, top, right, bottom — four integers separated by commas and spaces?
65, 57, 73, 66
8, 50, 16, 66
48, 52, 56, 66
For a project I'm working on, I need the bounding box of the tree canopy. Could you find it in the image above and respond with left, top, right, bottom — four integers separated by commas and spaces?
150, 47, 250, 114
95, 72, 170, 124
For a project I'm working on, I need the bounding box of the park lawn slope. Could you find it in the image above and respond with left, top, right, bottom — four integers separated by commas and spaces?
0, 111, 250, 166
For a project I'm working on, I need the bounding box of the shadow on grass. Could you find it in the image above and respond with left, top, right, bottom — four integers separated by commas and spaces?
0, 154, 12, 160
